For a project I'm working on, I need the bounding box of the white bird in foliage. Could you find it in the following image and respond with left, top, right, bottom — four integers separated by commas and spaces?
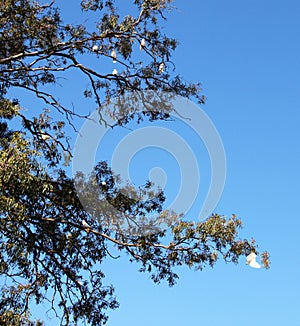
82, 219, 91, 229
112, 68, 118, 75
246, 252, 261, 269
111, 49, 117, 63
92, 45, 99, 52
41, 133, 50, 140
101, 181, 106, 186
140, 38, 146, 51
158, 62, 165, 74
76, 279, 83, 286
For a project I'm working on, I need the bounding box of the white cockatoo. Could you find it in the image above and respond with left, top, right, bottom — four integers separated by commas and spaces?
111, 49, 117, 63
92, 45, 99, 52
158, 62, 165, 74
101, 181, 106, 186
112, 68, 118, 75
246, 252, 261, 269
76, 279, 83, 286
82, 219, 91, 229
140, 38, 146, 51
41, 133, 50, 140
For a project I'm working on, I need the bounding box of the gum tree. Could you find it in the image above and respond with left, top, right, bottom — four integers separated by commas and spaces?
0, 1, 270, 325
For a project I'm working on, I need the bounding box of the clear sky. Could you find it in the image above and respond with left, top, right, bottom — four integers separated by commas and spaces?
16, 0, 300, 325
99, 1, 300, 325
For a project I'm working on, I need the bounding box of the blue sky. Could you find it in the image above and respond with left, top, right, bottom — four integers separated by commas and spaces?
99, 1, 300, 325
9, 0, 300, 324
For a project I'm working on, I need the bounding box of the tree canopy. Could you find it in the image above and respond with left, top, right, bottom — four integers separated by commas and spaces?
0, 1, 270, 325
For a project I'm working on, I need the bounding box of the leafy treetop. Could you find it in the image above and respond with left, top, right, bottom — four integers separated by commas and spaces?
0, 1, 270, 325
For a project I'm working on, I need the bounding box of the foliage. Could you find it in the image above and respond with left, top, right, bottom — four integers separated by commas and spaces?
0, 1, 270, 325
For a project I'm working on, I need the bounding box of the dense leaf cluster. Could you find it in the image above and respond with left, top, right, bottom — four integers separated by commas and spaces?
0, 0, 204, 126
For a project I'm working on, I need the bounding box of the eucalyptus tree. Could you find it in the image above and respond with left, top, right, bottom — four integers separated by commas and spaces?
0, 1, 269, 325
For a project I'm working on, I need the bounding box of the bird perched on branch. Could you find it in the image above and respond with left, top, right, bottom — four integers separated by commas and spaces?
158, 62, 165, 74
246, 252, 261, 269
140, 38, 146, 51
82, 219, 92, 233
41, 133, 50, 140
92, 45, 99, 52
111, 49, 117, 63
